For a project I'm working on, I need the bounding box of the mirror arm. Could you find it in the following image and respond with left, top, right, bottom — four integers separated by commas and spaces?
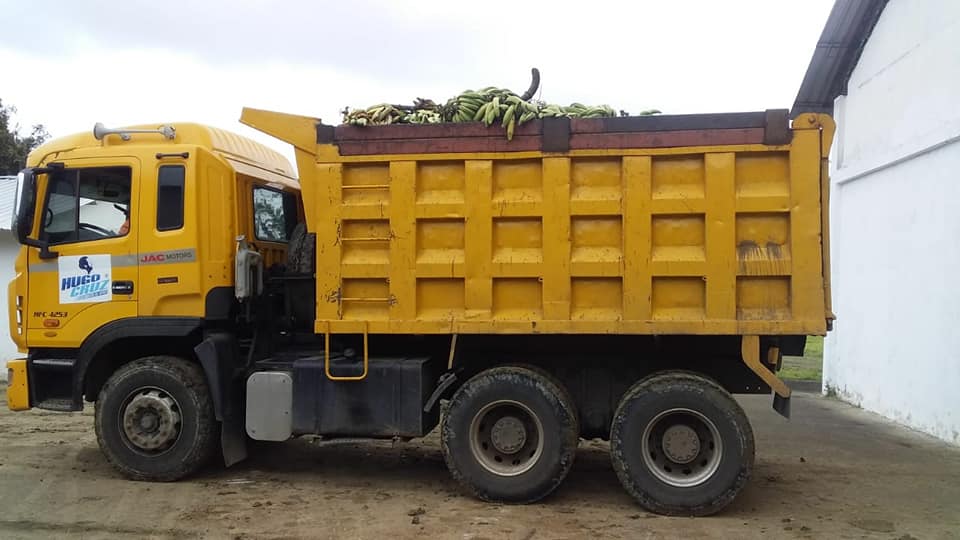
21, 237, 58, 259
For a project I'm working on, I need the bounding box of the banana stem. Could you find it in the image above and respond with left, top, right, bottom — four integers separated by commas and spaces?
519, 68, 541, 101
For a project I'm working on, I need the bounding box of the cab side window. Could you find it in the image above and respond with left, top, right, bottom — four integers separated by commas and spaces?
157, 165, 185, 231
253, 186, 296, 243
42, 167, 132, 245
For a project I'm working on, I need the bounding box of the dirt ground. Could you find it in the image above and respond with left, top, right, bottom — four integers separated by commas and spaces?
1, 384, 958, 540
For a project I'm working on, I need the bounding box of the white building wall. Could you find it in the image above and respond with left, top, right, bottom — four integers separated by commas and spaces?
824, 0, 960, 445
0, 234, 20, 381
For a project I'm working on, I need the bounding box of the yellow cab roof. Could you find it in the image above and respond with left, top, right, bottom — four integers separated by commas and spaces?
28, 122, 299, 190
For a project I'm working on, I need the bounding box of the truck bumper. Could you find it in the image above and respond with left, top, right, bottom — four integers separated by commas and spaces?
6, 359, 30, 411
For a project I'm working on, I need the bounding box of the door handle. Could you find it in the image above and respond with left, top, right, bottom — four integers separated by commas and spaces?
112, 281, 134, 295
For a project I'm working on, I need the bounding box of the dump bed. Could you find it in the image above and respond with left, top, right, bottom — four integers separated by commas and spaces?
242, 109, 834, 337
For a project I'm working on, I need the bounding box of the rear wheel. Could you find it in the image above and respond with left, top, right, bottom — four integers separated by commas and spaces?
610, 371, 754, 516
442, 366, 579, 503
95, 356, 218, 481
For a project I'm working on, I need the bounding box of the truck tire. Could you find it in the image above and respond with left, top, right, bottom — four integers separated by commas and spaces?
511, 363, 581, 429
94, 356, 218, 481
286, 222, 315, 275
441, 366, 579, 503
610, 371, 754, 516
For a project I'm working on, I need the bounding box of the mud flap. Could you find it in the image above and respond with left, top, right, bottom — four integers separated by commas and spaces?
195, 334, 248, 467
423, 371, 458, 413
773, 393, 791, 418
741, 335, 792, 419
220, 414, 248, 467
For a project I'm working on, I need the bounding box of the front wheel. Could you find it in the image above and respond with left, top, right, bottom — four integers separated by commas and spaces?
441, 366, 579, 503
95, 356, 218, 481
610, 371, 754, 516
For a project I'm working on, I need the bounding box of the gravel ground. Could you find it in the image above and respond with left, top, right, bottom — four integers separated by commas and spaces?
1, 385, 958, 539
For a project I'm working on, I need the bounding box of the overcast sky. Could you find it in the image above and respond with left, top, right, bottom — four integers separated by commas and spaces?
0, 0, 832, 166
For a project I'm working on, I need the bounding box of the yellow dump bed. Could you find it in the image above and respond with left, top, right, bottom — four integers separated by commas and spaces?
242, 109, 834, 337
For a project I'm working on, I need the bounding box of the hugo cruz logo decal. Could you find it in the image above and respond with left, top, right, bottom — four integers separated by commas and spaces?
58, 254, 112, 304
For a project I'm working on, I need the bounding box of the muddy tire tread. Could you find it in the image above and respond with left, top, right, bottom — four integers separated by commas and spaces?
610, 370, 754, 516
94, 356, 218, 482
441, 365, 579, 504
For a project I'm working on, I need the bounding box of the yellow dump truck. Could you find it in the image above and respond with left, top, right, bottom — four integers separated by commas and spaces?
6, 109, 833, 516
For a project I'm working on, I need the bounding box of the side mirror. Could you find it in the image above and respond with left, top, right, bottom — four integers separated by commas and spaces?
12, 168, 58, 259
11, 170, 34, 240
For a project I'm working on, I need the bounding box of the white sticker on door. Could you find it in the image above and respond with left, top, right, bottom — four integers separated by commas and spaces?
58, 254, 112, 304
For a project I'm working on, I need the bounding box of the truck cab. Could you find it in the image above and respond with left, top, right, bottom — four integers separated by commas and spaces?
6, 121, 302, 437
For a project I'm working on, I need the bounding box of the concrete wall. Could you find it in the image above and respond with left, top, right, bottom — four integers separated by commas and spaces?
0, 233, 20, 381
824, 0, 960, 445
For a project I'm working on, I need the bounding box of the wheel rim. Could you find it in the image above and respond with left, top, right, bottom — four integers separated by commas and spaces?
469, 400, 544, 477
118, 386, 182, 456
641, 408, 723, 488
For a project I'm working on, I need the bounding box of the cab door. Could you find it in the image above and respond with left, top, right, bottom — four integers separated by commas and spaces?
137, 159, 203, 317
26, 159, 140, 349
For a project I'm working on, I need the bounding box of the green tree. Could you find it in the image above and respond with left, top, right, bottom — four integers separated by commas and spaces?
1, 98, 49, 175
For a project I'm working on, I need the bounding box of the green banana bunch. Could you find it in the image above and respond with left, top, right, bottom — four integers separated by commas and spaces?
343, 103, 406, 126
339, 72, 661, 141
535, 103, 618, 119
449, 90, 487, 122
538, 104, 564, 118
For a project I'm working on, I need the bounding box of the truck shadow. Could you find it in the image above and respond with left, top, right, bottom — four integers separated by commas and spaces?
193, 436, 628, 502
75, 437, 776, 514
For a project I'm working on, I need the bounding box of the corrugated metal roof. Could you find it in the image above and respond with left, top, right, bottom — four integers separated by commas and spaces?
0, 176, 16, 231
792, 0, 888, 116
